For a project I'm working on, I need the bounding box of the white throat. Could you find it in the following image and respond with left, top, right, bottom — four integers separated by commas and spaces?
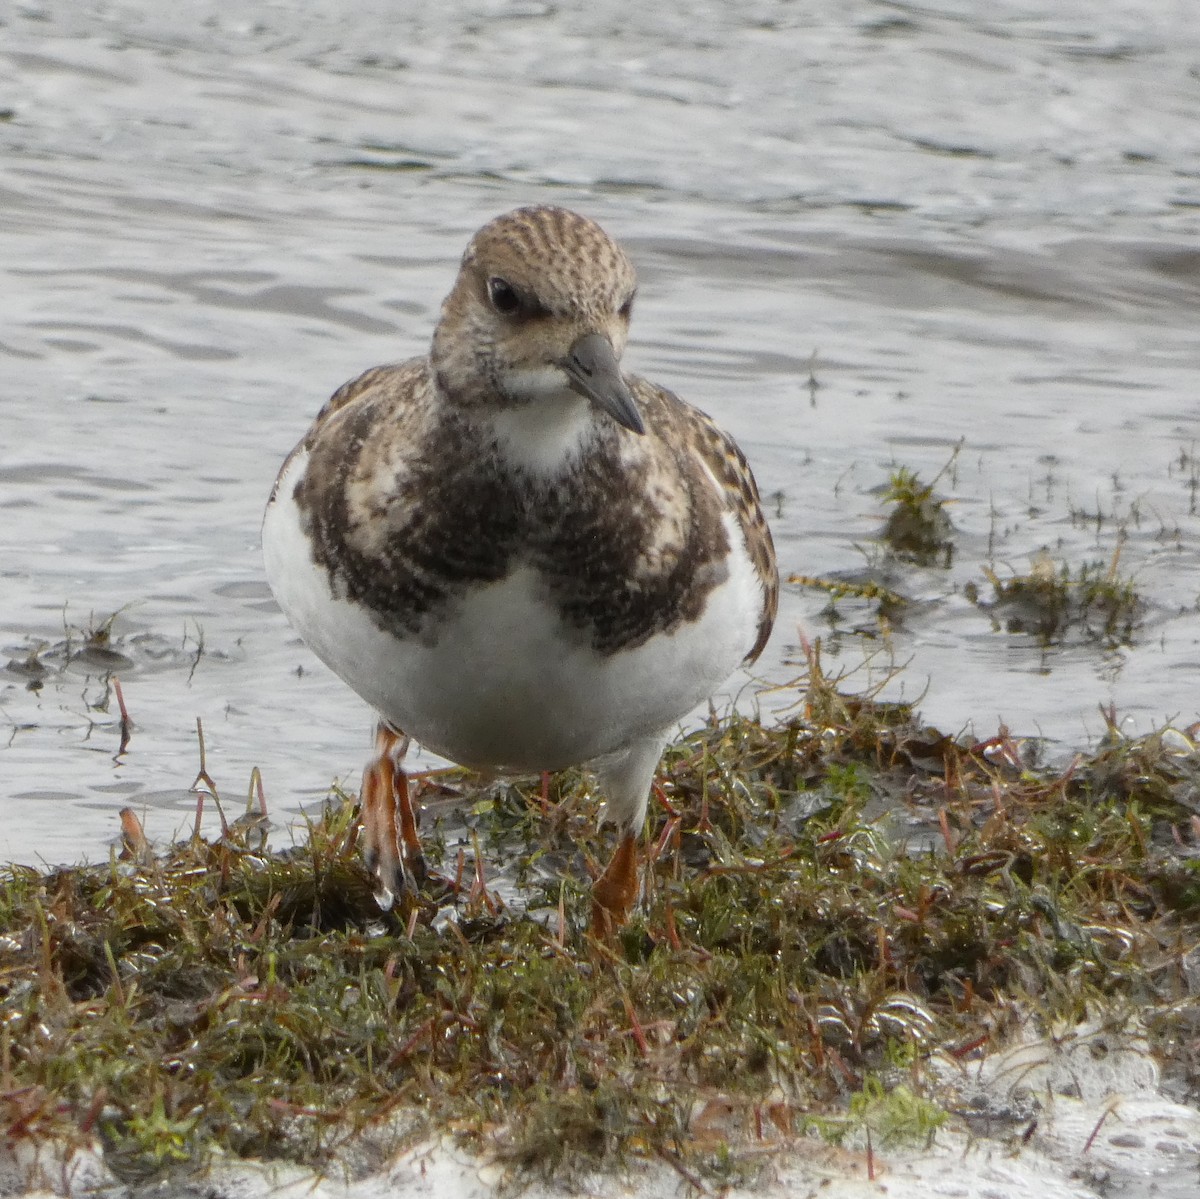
486, 375, 598, 478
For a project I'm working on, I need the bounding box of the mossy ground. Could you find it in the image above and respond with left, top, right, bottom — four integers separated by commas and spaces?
4, 656, 1200, 1190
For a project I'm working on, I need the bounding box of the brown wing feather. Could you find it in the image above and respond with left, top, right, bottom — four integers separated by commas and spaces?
304, 361, 422, 448
687, 408, 778, 662
267, 361, 427, 506
636, 382, 778, 664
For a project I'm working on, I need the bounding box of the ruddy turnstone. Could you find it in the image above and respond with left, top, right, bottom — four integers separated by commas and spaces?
262, 205, 778, 933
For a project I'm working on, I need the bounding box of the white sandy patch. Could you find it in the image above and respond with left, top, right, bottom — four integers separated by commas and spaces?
5, 1021, 1199, 1199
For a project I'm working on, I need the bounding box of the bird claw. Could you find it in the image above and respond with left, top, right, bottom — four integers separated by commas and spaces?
363, 842, 424, 912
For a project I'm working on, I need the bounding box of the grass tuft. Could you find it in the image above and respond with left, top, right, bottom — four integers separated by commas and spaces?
3, 667, 1200, 1187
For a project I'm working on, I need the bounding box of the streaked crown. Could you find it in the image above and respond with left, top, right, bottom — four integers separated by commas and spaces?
460, 206, 636, 322
430, 206, 639, 410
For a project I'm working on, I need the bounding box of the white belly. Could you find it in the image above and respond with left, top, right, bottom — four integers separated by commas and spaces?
263, 450, 763, 772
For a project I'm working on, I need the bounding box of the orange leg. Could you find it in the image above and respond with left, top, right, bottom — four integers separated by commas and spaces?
590, 830, 640, 938
360, 723, 425, 910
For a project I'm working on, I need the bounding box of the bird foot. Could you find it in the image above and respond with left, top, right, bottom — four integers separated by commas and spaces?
360, 723, 427, 910
590, 831, 639, 938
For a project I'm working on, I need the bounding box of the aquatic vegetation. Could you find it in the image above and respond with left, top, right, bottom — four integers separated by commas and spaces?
969, 546, 1143, 645
786, 571, 910, 624
879, 464, 956, 566
2, 665, 1199, 1188
788, 454, 961, 626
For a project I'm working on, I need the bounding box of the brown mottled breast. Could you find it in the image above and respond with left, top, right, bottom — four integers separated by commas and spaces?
289, 360, 524, 640
288, 364, 776, 661
532, 384, 733, 655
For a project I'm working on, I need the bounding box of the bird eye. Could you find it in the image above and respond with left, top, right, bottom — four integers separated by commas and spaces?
619, 291, 636, 320
487, 277, 521, 315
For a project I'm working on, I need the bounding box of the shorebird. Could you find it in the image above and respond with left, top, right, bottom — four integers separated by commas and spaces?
262, 205, 777, 934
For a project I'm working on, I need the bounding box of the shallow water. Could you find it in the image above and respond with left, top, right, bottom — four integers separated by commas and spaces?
2, 0, 1200, 869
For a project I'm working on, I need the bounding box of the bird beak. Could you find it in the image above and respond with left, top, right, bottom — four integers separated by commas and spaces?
562, 332, 645, 435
